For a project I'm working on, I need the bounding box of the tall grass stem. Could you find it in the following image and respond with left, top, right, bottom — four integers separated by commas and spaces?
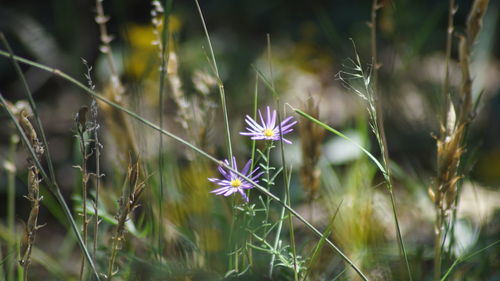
6, 135, 18, 281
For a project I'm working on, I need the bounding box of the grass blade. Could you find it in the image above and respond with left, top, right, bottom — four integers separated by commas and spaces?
292, 106, 386, 175
440, 239, 499, 281
302, 200, 343, 281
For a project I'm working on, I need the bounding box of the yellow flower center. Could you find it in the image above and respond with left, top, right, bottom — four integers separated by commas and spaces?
230, 178, 242, 187
263, 129, 274, 137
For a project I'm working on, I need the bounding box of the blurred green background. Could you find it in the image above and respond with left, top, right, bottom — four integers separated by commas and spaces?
0, 0, 499, 280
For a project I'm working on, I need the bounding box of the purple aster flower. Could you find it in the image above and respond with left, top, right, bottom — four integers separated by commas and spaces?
208, 157, 264, 202
240, 106, 297, 144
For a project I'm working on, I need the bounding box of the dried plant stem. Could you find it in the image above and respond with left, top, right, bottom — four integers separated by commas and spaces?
0, 52, 369, 281
370, 0, 381, 93
11, 108, 45, 281
82, 60, 101, 260
442, 0, 456, 124
76, 111, 91, 281
369, 2, 413, 279
298, 98, 325, 222
434, 0, 456, 275
432, 1, 489, 280
95, 0, 121, 91
106, 160, 146, 281
94, 0, 140, 166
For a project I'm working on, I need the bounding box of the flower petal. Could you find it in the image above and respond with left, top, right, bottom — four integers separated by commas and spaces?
245, 116, 263, 131
224, 188, 236, 196
258, 109, 266, 128
242, 159, 252, 175
238, 189, 249, 202
211, 186, 229, 194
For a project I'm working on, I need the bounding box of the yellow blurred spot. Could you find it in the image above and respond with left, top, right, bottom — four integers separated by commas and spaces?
124, 14, 181, 78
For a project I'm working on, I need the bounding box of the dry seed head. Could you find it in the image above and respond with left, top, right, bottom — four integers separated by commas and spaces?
298, 98, 325, 199
428, 187, 436, 203
193, 70, 217, 96
76, 106, 89, 130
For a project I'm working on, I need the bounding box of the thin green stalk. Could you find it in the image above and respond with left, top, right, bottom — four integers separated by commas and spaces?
92, 104, 101, 258
267, 32, 298, 280
370, 0, 380, 94
250, 73, 259, 170
277, 105, 298, 281
386, 180, 412, 281
248, 73, 259, 204
7, 135, 18, 281
194, 0, 233, 165
0, 52, 370, 281
434, 210, 444, 281
191, 2, 240, 269
227, 196, 237, 271
0, 246, 5, 278
354, 29, 413, 277
77, 126, 90, 281
157, 0, 173, 259
440, 239, 499, 281
269, 168, 291, 278
302, 201, 343, 281
263, 144, 273, 221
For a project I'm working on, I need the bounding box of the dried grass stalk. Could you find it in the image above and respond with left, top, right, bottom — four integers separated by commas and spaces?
298, 98, 325, 201
74, 105, 92, 281
14, 106, 44, 281
431, 0, 490, 279
106, 159, 146, 281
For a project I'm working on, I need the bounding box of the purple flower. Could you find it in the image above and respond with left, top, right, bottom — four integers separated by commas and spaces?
208, 157, 263, 202
240, 106, 297, 144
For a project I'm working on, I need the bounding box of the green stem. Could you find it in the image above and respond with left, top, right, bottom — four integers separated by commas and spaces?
194, 0, 233, 165
250, 73, 259, 171
78, 128, 89, 281
434, 210, 444, 281
93, 107, 101, 258
157, 0, 173, 260
440, 239, 499, 281
262, 143, 273, 236
269, 193, 287, 277
7, 135, 18, 281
